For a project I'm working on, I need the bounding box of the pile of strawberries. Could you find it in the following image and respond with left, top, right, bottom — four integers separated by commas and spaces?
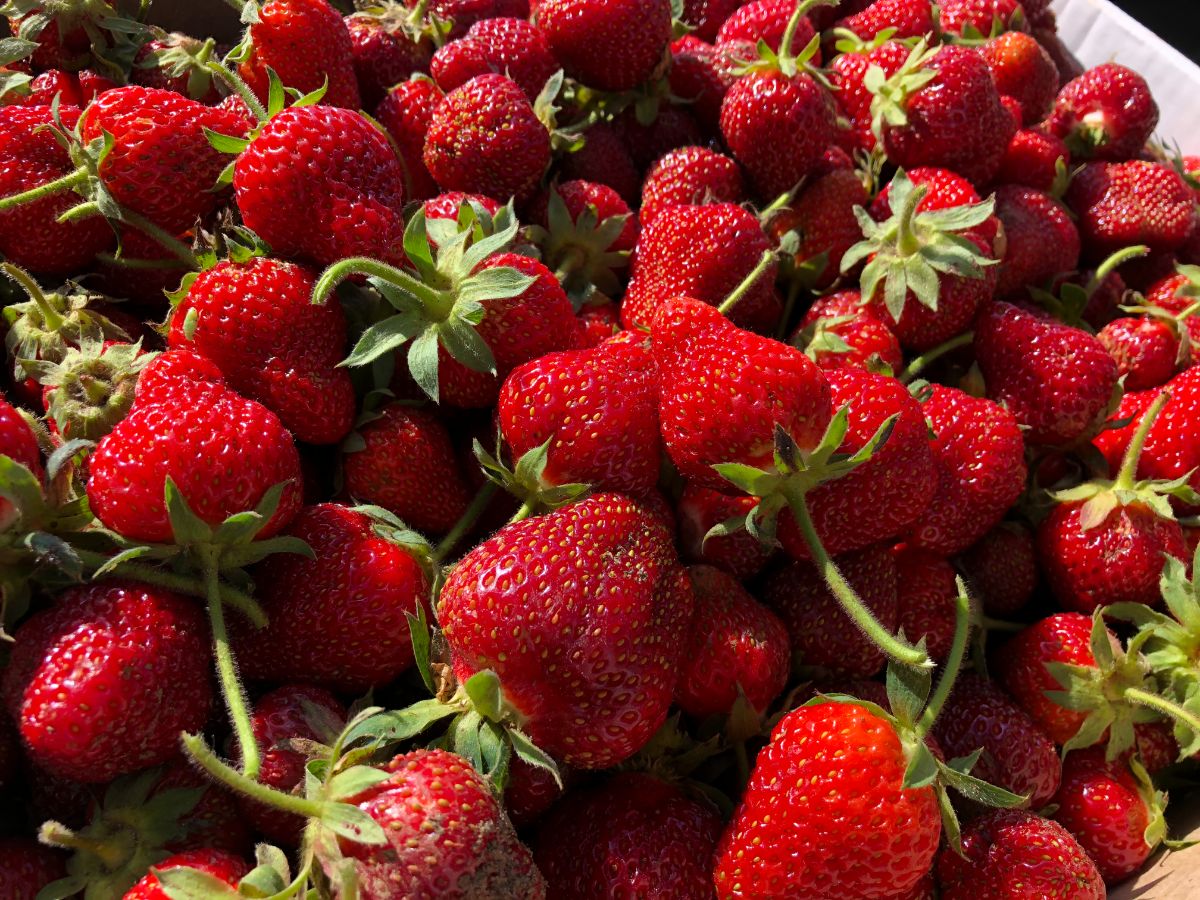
3, 0, 1200, 895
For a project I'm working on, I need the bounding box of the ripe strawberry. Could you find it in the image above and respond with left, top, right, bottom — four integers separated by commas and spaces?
682, 0, 746, 41
345, 10, 431, 109
0, 106, 113, 274
124, 850, 250, 900
938, 0, 1026, 37
239, 0, 360, 108
667, 36, 736, 134
423, 190, 501, 223
714, 701, 942, 898
994, 185, 1080, 297
576, 300, 621, 346
677, 484, 776, 579
1049, 63, 1157, 161
431, 17, 556, 100
716, 0, 818, 58
622, 203, 781, 333
903, 386, 1027, 556
440, 493, 693, 768
231, 504, 431, 691
427, 0, 531, 38
335, 748, 545, 896
676, 565, 790, 717
1134, 720, 1180, 774
560, 121, 641, 204
0, 838, 66, 900
134, 348, 224, 406
167, 257, 356, 445
828, 36, 910, 154
893, 546, 962, 662
934, 673, 1062, 808
836, 0, 934, 41
535, 0, 672, 92
497, 340, 660, 496
617, 105, 705, 172
237, 685, 346, 845
768, 167, 869, 290
975, 300, 1119, 447
1067, 161, 1197, 262
1145, 266, 1200, 347
1098, 315, 1187, 391
957, 523, 1038, 616
423, 73, 549, 202
980, 31, 1057, 126
235, 104, 407, 267
765, 542, 898, 678
1, 580, 212, 783
131, 32, 221, 103
639, 146, 745, 228
534, 773, 723, 898
937, 809, 1105, 899
1053, 748, 1164, 884
653, 296, 830, 491
791, 289, 904, 372
0, 394, 42, 526
152, 759, 253, 856
374, 76, 442, 200
995, 126, 1070, 191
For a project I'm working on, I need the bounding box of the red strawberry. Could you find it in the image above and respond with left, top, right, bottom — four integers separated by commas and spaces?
975, 300, 1119, 447
1145, 267, 1200, 348
836, 0, 934, 41
0, 838, 66, 900
576, 300, 621, 346
534, 773, 723, 898
167, 257, 356, 445
131, 32, 221, 103
134, 348, 224, 407
0, 106, 113, 274
938, 0, 1026, 37
765, 542, 898, 678
239, 0, 360, 109
423, 190, 500, 223
234, 105, 408, 267
497, 340, 660, 496
560, 120, 641, 204
677, 483, 776, 579
336, 749, 545, 897
1067, 161, 1197, 262
957, 523, 1037, 616
994, 185, 1080, 297
683, 0, 747, 41
423, 73, 549, 202
1, 580, 212, 783
714, 701, 942, 898
431, 16, 555, 100
439, 493, 693, 768
667, 36, 737, 134
426, 0, 530, 38
622, 203, 781, 333
87, 380, 302, 543
934, 673, 1062, 808
639, 146, 745, 227
1098, 315, 1188, 391
505, 757, 569, 827
791, 289, 904, 372
828, 36, 910, 154
345, 10, 431, 109
374, 76, 442, 200
123, 849, 250, 900
0, 394, 42, 527
617, 105, 705, 172
767, 166, 870, 290
716, 0, 818, 57
152, 759, 253, 856
904, 385, 1027, 556
676, 564, 790, 717
894, 546, 961, 662
937, 809, 1105, 899
995, 126, 1070, 192
980, 31, 1057, 126
1053, 747, 1164, 884
237, 685, 346, 845
1049, 63, 1158, 161
1134, 720, 1180, 774
534, 0, 672, 92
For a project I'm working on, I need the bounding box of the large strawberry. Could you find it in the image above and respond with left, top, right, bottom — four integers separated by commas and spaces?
1066, 161, 1197, 262
439, 492, 693, 768
1, 580, 212, 783
1049, 63, 1158, 162
534, 0, 672, 92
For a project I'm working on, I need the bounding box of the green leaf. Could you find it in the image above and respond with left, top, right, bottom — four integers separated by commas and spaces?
407, 602, 436, 696
438, 317, 496, 375
0, 36, 37, 66
44, 438, 92, 482
937, 760, 1027, 808
452, 710, 484, 771
342, 312, 426, 368
403, 209, 436, 281
265, 67, 286, 119
478, 720, 508, 777
164, 477, 212, 546
91, 545, 154, 578
457, 267, 537, 306
320, 802, 388, 846
902, 741, 940, 789
237, 865, 288, 896
0, 454, 45, 516
340, 701, 457, 747
407, 328, 442, 403
1061, 707, 1116, 756
326, 765, 393, 801
886, 659, 931, 728
712, 462, 777, 498
508, 727, 562, 787
35, 876, 87, 900
513, 438, 552, 490
203, 128, 250, 155
463, 669, 504, 722
154, 866, 241, 899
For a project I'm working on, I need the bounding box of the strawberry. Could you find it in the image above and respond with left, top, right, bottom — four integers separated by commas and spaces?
1053, 748, 1165, 884
233, 104, 408, 268
124, 851, 249, 899
431, 16, 556, 100
677, 483, 775, 579
497, 340, 660, 496
0, 393, 42, 527
1145, 266, 1200, 348
236, 685, 346, 845
533, 773, 723, 898
1049, 63, 1157, 161
0, 106, 113, 274
957, 522, 1037, 616
231, 503, 430, 692
975, 300, 1119, 447
767, 166, 869, 290
903, 386, 1027, 556
333, 748, 545, 896
1134, 720, 1180, 774
716, 0, 818, 58
131, 32, 221, 103
938, 0, 1026, 37
676, 564, 790, 717
534, 0, 672, 92
167, 256, 356, 445
835, 0, 934, 41
828, 35, 910, 154
994, 185, 1080, 297
667, 36, 737, 134
426, 0, 530, 38
980, 31, 1058, 126
995, 126, 1070, 192
5, 0, 129, 71
374, 76, 442, 201
423, 190, 501, 223
622, 203, 781, 333
505, 757, 569, 827
934, 673, 1062, 808
133, 348, 224, 406
617, 105, 705, 172
576, 299, 621, 346
423, 73, 549, 203
560, 121, 641, 204
1066, 161, 1197, 262
0, 838, 65, 900
638, 145, 746, 227
937, 809, 1105, 899
88, 380, 302, 543
440, 492, 693, 768
791, 289, 904, 372
239, 0, 360, 109
345, 8, 432, 109
765, 542, 898, 678
871, 44, 1015, 185
1, 580, 212, 783
1098, 315, 1189, 391
894, 546, 961, 663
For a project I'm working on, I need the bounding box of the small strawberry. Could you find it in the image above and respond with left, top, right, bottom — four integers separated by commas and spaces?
791, 289, 904, 372
767, 165, 870, 290
895, 546, 961, 663
123, 850, 250, 900
534, 773, 723, 898
374, 76, 442, 200
0, 393, 43, 527
994, 126, 1070, 192
835, 0, 934, 41
994, 185, 1080, 297
431, 16, 556, 100
131, 32, 221, 103
677, 483, 776, 579
1, 580, 212, 783
828, 34, 910, 154
957, 522, 1038, 616
667, 36, 737, 134
0, 838, 65, 900
980, 31, 1057, 126
345, 6, 432, 109
638, 145, 746, 228
534, 0, 672, 92
1049, 63, 1158, 161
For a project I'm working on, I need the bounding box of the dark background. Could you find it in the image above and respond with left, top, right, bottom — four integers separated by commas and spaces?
1113, 0, 1200, 60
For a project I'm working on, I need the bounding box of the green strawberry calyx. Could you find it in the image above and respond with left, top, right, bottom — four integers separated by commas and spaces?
134, 29, 219, 101
1027, 244, 1149, 331
864, 39, 939, 140
732, 0, 837, 84
473, 436, 591, 524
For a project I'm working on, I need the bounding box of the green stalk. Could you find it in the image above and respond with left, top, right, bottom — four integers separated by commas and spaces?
432, 481, 498, 563
785, 490, 931, 669
507, 499, 537, 526
0, 168, 87, 212
893, 183, 929, 258
312, 257, 446, 312
1122, 688, 1200, 738
206, 58, 268, 122
1, 263, 64, 332
1114, 390, 1170, 490
1088, 244, 1149, 291
718, 250, 776, 317
182, 732, 325, 818
899, 331, 974, 383
917, 584, 972, 738
118, 209, 201, 269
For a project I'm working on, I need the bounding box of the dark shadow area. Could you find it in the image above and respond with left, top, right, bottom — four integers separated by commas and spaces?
1112, 0, 1200, 60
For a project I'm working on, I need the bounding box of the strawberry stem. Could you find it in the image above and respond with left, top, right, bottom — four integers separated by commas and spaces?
1087, 244, 1149, 292
893, 181, 928, 258
1115, 389, 1170, 491
206, 59, 269, 123
718, 250, 776, 317
784, 488, 932, 669
508, 499, 537, 525
312, 257, 446, 313
916, 582, 972, 738
1121, 687, 1200, 739
899, 331, 974, 383
182, 732, 325, 819
0, 168, 88, 212
432, 481, 498, 563
1, 263, 65, 332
